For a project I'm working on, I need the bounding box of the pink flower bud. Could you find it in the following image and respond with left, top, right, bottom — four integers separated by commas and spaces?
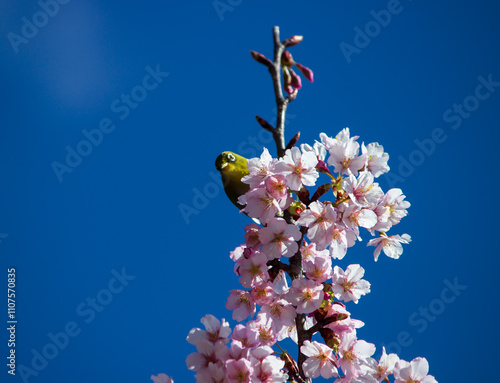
296, 62, 314, 82
250, 50, 272, 66
283, 35, 304, 47
290, 68, 302, 90
316, 159, 329, 173
281, 50, 295, 67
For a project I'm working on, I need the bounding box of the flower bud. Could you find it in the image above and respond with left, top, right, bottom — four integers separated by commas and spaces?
320, 328, 340, 351
283, 35, 303, 47
281, 50, 295, 67
311, 183, 332, 202
290, 68, 302, 90
296, 62, 314, 82
255, 115, 275, 132
288, 200, 306, 219
286, 131, 301, 150
250, 50, 272, 66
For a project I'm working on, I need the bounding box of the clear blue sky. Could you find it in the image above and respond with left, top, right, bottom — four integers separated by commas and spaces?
1, 1, 499, 382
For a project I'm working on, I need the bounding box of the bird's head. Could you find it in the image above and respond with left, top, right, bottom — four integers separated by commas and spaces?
215, 151, 247, 173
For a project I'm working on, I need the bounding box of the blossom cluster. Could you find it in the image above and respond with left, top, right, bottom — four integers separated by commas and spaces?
168, 129, 436, 382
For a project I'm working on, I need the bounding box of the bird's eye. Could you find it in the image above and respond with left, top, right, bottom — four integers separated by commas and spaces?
227, 153, 236, 162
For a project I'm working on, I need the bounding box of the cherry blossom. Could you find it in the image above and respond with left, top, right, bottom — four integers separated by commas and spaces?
342, 171, 383, 208
258, 218, 302, 259
331, 264, 370, 304
303, 249, 332, 283
322, 128, 366, 176
274, 146, 319, 190
238, 250, 269, 288
180, 129, 433, 383
301, 340, 339, 379
226, 358, 253, 383
242, 147, 277, 188
186, 314, 231, 347
367, 233, 412, 261
286, 278, 324, 314
265, 175, 289, 200
296, 201, 338, 249
394, 357, 437, 383
361, 142, 390, 177
226, 290, 256, 321
337, 332, 376, 378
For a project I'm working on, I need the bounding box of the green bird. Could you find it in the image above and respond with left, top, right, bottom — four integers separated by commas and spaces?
215, 151, 250, 210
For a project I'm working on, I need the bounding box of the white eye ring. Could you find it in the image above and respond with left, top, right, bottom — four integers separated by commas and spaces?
227, 153, 236, 162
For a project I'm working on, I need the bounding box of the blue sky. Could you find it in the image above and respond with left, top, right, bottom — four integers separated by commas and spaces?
1, 1, 499, 382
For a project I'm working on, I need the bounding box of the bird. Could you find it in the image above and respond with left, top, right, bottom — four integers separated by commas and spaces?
215, 151, 250, 210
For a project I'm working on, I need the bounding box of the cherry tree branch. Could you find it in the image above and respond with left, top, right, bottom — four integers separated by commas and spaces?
252, 26, 296, 158
252, 26, 310, 383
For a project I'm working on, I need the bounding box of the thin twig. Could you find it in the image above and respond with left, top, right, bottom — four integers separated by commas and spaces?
270, 26, 288, 158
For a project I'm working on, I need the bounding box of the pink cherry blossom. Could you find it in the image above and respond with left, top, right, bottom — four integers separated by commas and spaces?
300, 242, 330, 263
246, 313, 277, 347
370, 189, 410, 234
194, 362, 227, 383
361, 142, 390, 177
300, 141, 327, 161
296, 201, 338, 249
229, 340, 251, 361
259, 299, 296, 332
244, 223, 262, 249
239, 187, 283, 225
322, 128, 366, 176
301, 340, 338, 379
226, 290, 256, 321
331, 264, 370, 304
251, 282, 276, 306
286, 278, 324, 314
274, 146, 319, 190
394, 357, 437, 383
242, 148, 277, 188
226, 358, 253, 383
231, 324, 260, 349
303, 250, 332, 283
238, 250, 269, 288
186, 339, 228, 373
342, 171, 384, 208
341, 204, 377, 240
265, 175, 289, 200
367, 233, 411, 261
258, 218, 302, 259
337, 332, 376, 378
324, 303, 364, 337
370, 346, 400, 381
186, 314, 231, 347
324, 223, 357, 260
250, 348, 288, 382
